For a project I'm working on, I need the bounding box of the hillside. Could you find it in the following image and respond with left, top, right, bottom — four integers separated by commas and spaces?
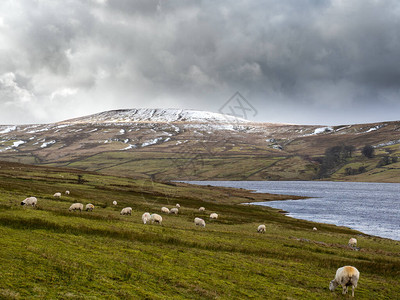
0, 161, 399, 298
1, 108, 400, 182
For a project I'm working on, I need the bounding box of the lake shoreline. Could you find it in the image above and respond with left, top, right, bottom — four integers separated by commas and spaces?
183, 180, 400, 241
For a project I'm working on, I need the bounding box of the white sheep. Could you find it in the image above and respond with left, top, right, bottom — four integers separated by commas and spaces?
176, 203, 180, 208
151, 213, 162, 225
69, 203, 83, 212
142, 212, 151, 224
210, 213, 218, 219
329, 266, 360, 297
21, 197, 37, 207
53, 192, 62, 198
257, 224, 266, 233
120, 207, 132, 215
199, 207, 205, 212
85, 203, 94, 211
194, 217, 206, 227
65, 190, 70, 195
112, 200, 117, 206
169, 207, 179, 215
313, 227, 318, 231
348, 238, 357, 247
161, 207, 170, 214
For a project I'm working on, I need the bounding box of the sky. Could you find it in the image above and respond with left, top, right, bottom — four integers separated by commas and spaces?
1, 0, 400, 125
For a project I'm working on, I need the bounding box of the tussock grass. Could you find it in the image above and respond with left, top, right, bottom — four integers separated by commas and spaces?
0, 161, 399, 299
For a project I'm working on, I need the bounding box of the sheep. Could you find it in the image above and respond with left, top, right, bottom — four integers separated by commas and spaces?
21, 197, 37, 207
210, 213, 218, 219
161, 207, 170, 214
142, 212, 151, 224
199, 207, 205, 212
313, 227, 318, 231
194, 217, 206, 227
69, 203, 83, 212
176, 203, 180, 208
169, 207, 179, 215
329, 266, 360, 297
53, 192, 62, 198
65, 190, 70, 195
112, 200, 117, 206
120, 207, 132, 215
257, 224, 266, 233
150, 213, 162, 225
85, 203, 94, 212
348, 238, 357, 247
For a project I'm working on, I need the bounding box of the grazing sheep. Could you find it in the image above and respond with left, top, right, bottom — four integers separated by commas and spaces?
210, 213, 218, 219
348, 238, 357, 247
21, 197, 37, 207
112, 200, 117, 206
120, 207, 132, 215
194, 217, 206, 227
65, 190, 70, 195
313, 227, 318, 231
142, 212, 151, 224
257, 224, 266, 233
53, 192, 62, 198
329, 266, 360, 297
199, 207, 205, 212
85, 203, 94, 211
151, 213, 162, 225
169, 207, 179, 215
161, 207, 170, 214
176, 203, 180, 208
69, 203, 83, 212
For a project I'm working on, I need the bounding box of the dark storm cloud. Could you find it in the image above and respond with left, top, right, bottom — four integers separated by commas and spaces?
0, 0, 400, 124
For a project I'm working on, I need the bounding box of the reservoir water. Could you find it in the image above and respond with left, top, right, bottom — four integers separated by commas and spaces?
185, 181, 400, 241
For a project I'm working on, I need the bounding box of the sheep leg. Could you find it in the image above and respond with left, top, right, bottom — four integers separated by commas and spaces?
342, 285, 348, 294
352, 286, 355, 297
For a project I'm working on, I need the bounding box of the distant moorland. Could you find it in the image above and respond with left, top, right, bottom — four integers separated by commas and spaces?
0, 109, 400, 182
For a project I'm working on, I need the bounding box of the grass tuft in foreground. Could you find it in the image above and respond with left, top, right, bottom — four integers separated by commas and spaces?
0, 161, 399, 299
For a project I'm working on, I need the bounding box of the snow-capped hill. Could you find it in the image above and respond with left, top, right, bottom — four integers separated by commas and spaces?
0, 107, 399, 182
59, 109, 251, 125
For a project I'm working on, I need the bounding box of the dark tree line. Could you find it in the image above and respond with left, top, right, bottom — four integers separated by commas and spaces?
361, 145, 375, 158
77, 174, 86, 184
377, 156, 398, 167
317, 145, 355, 178
345, 166, 366, 176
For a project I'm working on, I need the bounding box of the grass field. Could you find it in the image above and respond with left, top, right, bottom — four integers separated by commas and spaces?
0, 161, 399, 299
34, 143, 400, 183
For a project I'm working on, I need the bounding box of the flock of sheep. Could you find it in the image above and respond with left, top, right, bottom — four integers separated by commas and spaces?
140, 204, 219, 227
19, 190, 361, 296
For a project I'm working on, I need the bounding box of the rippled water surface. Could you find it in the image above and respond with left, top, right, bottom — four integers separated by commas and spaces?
186, 181, 400, 241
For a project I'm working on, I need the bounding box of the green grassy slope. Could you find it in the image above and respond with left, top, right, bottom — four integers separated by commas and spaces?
41, 144, 400, 183
0, 161, 399, 299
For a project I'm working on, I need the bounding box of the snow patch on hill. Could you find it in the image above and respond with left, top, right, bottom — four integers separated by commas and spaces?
58, 109, 251, 125
142, 137, 163, 147
41, 140, 56, 148
375, 139, 400, 147
0, 126, 16, 134
313, 127, 333, 134
120, 144, 136, 151
13, 141, 25, 147
363, 124, 386, 133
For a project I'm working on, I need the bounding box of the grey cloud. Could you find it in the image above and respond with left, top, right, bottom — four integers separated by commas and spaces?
0, 0, 400, 124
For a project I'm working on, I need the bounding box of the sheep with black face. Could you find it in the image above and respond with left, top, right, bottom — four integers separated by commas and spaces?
21, 197, 37, 207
